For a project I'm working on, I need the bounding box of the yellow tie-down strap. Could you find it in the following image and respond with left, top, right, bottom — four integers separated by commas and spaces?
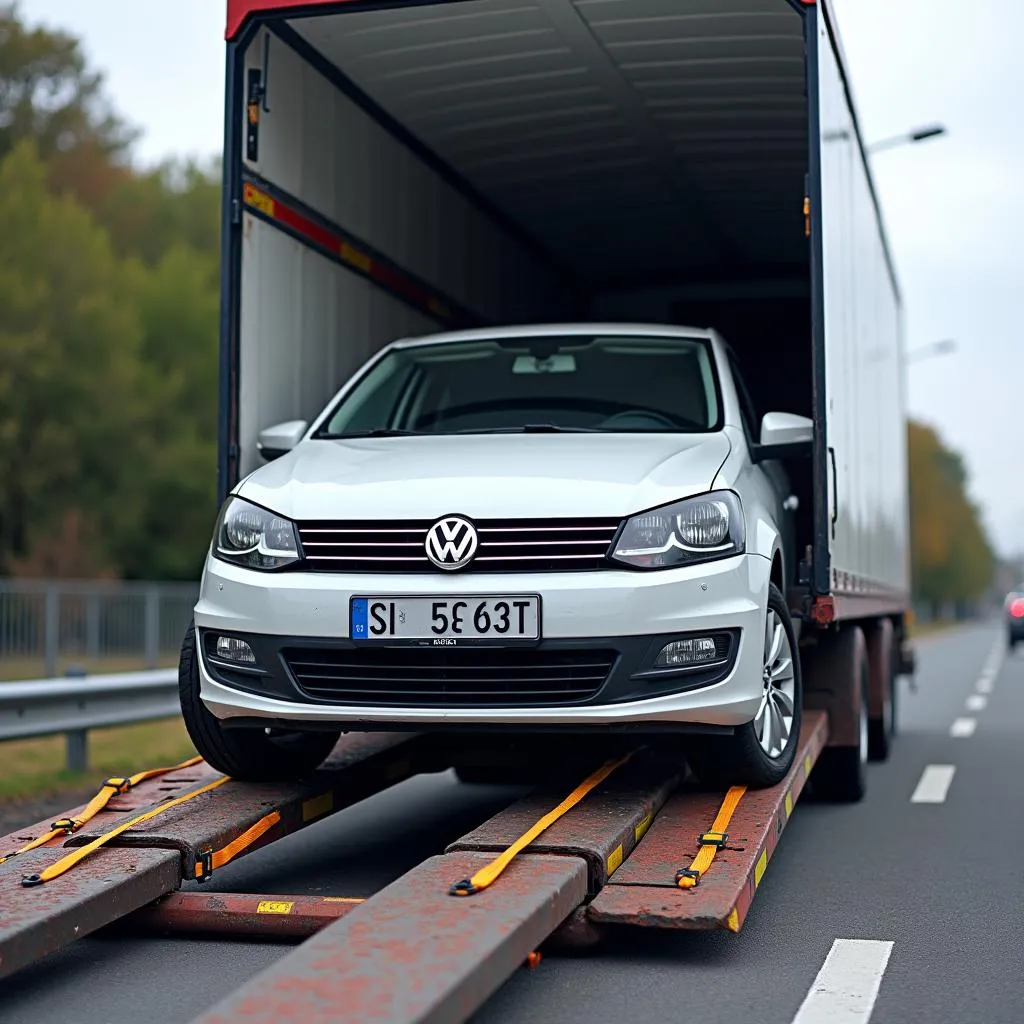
675, 785, 747, 888
21, 774, 232, 887
1, 756, 204, 867
194, 810, 282, 881
449, 751, 635, 897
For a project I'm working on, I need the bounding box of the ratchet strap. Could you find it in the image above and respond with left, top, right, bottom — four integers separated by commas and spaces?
22, 775, 230, 887
675, 785, 746, 888
0, 755, 204, 866
194, 809, 282, 882
449, 750, 635, 897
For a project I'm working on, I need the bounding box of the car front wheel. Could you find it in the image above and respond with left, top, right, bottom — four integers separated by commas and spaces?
178, 622, 341, 782
686, 583, 803, 789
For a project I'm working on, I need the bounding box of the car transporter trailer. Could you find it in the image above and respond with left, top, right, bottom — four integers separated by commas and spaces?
0, 714, 828, 1023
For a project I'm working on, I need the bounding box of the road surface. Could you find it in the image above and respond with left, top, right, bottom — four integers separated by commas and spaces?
0, 623, 1016, 1024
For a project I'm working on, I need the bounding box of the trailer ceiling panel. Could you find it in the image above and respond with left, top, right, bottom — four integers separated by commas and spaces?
287, 0, 808, 286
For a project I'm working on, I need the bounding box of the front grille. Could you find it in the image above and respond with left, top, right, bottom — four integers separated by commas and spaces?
282, 646, 617, 706
296, 518, 621, 573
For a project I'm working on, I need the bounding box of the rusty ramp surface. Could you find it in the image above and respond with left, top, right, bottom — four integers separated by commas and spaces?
587, 711, 828, 932
192, 851, 588, 1024
0, 732, 429, 981
448, 748, 682, 892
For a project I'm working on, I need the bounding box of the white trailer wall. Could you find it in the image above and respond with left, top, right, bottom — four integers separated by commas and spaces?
816, 11, 908, 598
236, 27, 571, 478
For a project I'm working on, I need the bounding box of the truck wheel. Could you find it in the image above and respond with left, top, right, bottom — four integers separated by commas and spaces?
687, 584, 802, 789
811, 627, 869, 802
866, 619, 895, 761
178, 622, 340, 782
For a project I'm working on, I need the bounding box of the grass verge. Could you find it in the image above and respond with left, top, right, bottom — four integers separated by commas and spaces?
0, 718, 196, 803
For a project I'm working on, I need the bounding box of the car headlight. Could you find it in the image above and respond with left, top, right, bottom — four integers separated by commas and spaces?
611, 491, 745, 569
212, 496, 301, 570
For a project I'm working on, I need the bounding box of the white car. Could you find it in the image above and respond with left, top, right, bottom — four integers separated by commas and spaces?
179, 324, 815, 787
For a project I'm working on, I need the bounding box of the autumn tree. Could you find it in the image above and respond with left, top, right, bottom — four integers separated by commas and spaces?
908, 419, 995, 614
0, 5, 222, 581
0, 140, 148, 574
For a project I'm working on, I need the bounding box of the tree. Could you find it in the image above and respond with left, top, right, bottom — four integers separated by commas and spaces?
908, 419, 995, 613
0, 5, 223, 581
0, 3, 135, 163
0, 140, 148, 574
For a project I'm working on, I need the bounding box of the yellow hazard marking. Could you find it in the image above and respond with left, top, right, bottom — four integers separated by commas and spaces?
607, 844, 624, 876
785, 792, 793, 817
340, 241, 372, 273
804, 755, 812, 776
256, 901, 294, 915
727, 908, 740, 932
634, 810, 653, 844
243, 182, 275, 217
323, 897, 365, 903
302, 792, 333, 822
754, 848, 768, 888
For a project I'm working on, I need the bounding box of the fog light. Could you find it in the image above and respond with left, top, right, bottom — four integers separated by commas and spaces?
655, 637, 719, 668
216, 636, 256, 664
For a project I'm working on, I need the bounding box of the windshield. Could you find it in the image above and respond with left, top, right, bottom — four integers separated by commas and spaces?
315, 334, 722, 438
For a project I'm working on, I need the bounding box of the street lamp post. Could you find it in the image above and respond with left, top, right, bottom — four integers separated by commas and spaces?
867, 124, 947, 154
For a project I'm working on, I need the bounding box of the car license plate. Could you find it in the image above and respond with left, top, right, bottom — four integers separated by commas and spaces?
350, 596, 540, 643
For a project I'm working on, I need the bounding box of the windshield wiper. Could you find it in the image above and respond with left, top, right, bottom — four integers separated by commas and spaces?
315, 428, 426, 440
455, 424, 605, 435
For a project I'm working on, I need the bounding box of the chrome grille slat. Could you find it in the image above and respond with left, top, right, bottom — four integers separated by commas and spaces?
296, 517, 621, 573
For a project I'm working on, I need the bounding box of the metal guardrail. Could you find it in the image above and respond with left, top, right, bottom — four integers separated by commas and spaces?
0, 669, 179, 771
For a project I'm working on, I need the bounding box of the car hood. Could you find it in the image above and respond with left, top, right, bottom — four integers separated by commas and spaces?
236, 433, 732, 521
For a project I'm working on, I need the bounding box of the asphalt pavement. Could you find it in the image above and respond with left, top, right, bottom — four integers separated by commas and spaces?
0, 622, 1017, 1024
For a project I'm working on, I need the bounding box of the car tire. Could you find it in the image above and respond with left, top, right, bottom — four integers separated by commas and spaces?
867, 619, 895, 762
179, 622, 341, 782
686, 584, 803, 790
810, 627, 869, 803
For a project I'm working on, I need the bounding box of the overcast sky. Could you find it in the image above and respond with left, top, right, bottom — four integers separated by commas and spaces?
20, 0, 1024, 556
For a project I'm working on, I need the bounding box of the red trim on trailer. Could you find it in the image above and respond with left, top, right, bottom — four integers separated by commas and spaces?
227, 0, 359, 39
240, 176, 477, 327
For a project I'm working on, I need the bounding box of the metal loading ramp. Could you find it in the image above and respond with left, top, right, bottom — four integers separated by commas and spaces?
0, 713, 827, 1023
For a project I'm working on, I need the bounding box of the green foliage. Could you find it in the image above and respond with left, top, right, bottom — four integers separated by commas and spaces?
908, 420, 995, 609
0, 2, 135, 164
0, 5, 220, 581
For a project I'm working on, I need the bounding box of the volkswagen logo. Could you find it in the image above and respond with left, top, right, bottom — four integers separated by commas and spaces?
425, 516, 478, 571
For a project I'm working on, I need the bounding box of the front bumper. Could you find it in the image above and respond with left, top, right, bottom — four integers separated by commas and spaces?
194, 552, 770, 729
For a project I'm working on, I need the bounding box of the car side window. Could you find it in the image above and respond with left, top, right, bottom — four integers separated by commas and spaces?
726, 351, 759, 442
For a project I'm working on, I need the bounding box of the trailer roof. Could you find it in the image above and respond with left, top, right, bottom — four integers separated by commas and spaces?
227, 1, 822, 40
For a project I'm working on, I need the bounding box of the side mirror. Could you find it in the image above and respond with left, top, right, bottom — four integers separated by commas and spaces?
752, 412, 814, 462
257, 420, 308, 462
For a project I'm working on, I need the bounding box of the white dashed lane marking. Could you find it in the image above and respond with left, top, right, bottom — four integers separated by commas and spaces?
910, 765, 956, 804
950, 717, 977, 738
791, 939, 895, 1024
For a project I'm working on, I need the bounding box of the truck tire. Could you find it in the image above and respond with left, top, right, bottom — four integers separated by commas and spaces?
810, 626, 869, 802
686, 584, 803, 789
866, 619, 895, 761
178, 622, 340, 782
